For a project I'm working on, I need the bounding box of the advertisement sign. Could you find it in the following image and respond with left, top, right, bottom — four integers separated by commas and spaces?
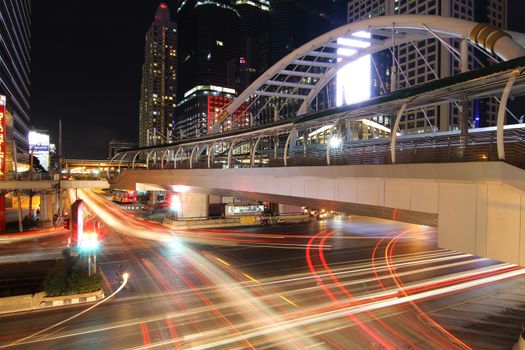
28, 130, 50, 170
0, 96, 6, 231
71, 199, 84, 245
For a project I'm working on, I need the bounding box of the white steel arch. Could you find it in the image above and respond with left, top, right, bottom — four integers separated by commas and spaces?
218, 15, 525, 126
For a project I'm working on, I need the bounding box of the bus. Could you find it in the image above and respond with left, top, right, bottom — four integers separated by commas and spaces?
112, 189, 137, 203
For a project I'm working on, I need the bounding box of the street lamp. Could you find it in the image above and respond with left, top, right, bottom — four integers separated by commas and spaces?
329, 136, 342, 148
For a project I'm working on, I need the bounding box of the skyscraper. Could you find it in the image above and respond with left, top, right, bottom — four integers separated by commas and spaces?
139, 3, 177, 147
346, 0, 507, 132
0, 0, 31, 162
175, 0, 242, 138
237, 0, 271, 92
270, 0, 347, 65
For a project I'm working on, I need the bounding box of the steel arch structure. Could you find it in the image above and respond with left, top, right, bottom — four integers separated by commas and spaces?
216, 15, 525, 128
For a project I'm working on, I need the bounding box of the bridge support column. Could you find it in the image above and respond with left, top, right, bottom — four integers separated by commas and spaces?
39, 193, 56, 228
284, 128, 296, 167
390, 103, 407, 164
179, 193, 209, 219
497, 74, 517, 160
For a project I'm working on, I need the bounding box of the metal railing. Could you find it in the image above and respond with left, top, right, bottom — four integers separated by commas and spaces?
133, 125, 525, 172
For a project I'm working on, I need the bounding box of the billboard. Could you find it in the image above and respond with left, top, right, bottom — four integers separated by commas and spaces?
336, 31, 372, 107
0, 96, 6, 231
28, 130, 50, 170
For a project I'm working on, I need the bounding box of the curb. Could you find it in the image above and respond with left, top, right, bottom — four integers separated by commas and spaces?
39, 289, 105, 308
0, 289, 105, 315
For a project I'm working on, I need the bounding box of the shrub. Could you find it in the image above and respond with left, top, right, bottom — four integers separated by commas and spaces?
43, 260, 67, 296
43, 256, 102, 296
68, 273, 102, 295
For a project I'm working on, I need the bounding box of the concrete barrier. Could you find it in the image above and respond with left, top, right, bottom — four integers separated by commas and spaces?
0, 294, 34, 315
0, 289, 105, 315
39, 289, 105, 309
164, 214, 311, 229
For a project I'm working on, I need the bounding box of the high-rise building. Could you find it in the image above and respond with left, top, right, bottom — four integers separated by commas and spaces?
346, 0, 507, 132
175, 0, 242, 138
139, 3, 177, 147
270, 0, 347, 66
236, 0, 271, 92
108, 139, 137, 159
0, 0, 31, 165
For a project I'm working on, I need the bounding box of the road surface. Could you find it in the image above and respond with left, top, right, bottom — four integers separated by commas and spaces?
0, 189, 523, 349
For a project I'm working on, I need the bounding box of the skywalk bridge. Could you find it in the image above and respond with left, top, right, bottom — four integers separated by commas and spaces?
110, 15, 525, 266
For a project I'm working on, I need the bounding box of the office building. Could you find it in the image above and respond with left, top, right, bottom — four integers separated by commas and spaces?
270, 0, 347, 65
175, 0, 242, 138
139, 3, 177, 147
236, 0, 271, 92
0, 0, 31, 168
346, 0, 507, 132
108, 139, 137, 159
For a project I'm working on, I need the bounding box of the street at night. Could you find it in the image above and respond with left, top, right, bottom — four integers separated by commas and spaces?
1, 1, 525, 349
0, 191, 523, 349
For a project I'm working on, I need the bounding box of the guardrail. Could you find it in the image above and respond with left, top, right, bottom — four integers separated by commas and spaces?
130, 125, 525, 172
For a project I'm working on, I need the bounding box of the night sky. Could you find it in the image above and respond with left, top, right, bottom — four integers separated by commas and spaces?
30, 1, 525, 159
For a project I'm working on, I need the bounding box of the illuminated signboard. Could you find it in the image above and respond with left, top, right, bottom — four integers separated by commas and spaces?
0, 96, 5, 176
0, 96, 6, 231
28, 130, 50, 170
71, 199, 84, 245
336, 32, 372, 107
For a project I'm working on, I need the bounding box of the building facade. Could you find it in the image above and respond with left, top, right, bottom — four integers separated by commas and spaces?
237, 0, 271, 93
139, 3, 177, 147
270, 0, 347, 66
0, 0, 31, 167
346, 0, 507, 132
108, 139, 137, 159
175, 0, 242, 139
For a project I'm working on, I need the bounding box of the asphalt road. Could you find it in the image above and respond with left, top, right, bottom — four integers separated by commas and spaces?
0, 190, 523, 349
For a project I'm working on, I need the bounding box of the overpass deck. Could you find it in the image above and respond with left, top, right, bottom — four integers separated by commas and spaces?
109, 57, 525, 174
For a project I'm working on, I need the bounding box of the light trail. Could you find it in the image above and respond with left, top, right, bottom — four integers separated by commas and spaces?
44, 189, 522, 349
0, 274, 130, 349
77, 189, 320, 349
385, 230, 472, 349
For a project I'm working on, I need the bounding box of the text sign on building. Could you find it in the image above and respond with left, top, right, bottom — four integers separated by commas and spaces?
0, 95, 6, 176
28, 130, 50, 170
0, 96, 6, 231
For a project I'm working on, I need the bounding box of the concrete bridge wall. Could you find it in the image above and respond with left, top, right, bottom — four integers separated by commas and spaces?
112, 162, 525, 265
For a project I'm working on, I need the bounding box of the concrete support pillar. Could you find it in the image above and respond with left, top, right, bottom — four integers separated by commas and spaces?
39, 193, 55, 228
497, 74, 517, 160
148, 191, 158, 206
180, 193, 209, 219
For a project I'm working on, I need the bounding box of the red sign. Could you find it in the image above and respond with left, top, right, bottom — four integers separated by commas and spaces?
71, 199, 84, 245
0, 96, 6, 231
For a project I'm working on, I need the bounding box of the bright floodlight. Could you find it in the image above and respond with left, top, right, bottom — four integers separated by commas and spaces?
330, 137, 342, 148
122, 272, 129, 280
336, 31, 371, 107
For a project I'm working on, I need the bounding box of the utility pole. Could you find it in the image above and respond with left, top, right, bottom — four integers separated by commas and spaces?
58, 118, 63, 174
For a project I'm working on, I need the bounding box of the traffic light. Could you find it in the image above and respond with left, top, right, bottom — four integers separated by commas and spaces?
78, 232, 99, 252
